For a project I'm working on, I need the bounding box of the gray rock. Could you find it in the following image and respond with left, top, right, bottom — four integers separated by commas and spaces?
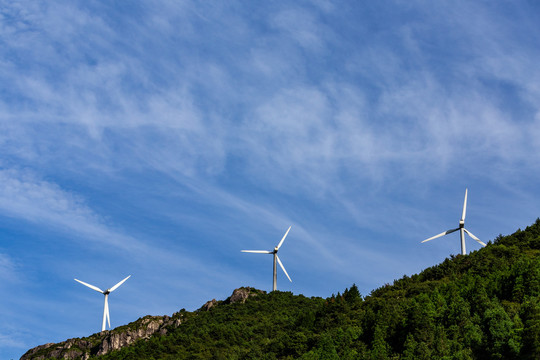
201, 298, 217, 311
228, 287, 263, 304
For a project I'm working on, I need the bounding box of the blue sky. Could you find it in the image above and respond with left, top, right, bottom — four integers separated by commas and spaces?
2, 1, 540, 358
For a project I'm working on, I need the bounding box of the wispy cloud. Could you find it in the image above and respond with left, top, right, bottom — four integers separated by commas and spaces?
0, 168, 137, 249
0, 332, 26, 351
0, 252, 18, 283
271, 7, 329, 52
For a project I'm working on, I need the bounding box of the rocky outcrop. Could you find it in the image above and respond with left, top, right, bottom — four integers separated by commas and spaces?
95, 316, 167, 356
20, 314, 183, 360
21, 287, 262, 359
200, 298, 218, 311
227, 286, 263, 304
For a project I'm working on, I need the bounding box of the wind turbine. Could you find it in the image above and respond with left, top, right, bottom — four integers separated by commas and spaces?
422, 188, 486, 255
242, 226, 292, 291
74, 275, 131, 332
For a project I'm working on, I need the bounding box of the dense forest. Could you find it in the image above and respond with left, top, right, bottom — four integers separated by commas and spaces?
28, 219, 540, 359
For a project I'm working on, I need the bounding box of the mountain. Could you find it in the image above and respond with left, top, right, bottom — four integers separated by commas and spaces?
22, 219, 540, 359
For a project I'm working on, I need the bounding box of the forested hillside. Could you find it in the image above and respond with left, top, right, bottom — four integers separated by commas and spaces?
24, 219, 540, 359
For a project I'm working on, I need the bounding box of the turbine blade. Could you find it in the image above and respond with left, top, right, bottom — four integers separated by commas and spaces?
276, 255, 292, 282
109, 275, 131, 292
277, 226, 292, 249
75, 279, 104, 293
102, 295, 107, 332
421, 228, 459, 243
241, 250, 273, 254
461, 188, 468, 221
105, 296, 110, 329
464, 229, 487, 247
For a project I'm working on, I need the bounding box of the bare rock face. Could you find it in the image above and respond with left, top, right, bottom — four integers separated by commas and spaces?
20, 315, 181, 360
228, 286, 263, 304
96, 316, 165, 356
19, 343, 55, 360
21, 287, 261, 359
201, 298, 218, 311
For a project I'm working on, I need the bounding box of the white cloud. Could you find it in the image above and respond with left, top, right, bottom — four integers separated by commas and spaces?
0, 332, 26, 350
271, 7, 328, 52
0, 168, 137, 250
0, 252, 18, 283
3, 0, 540, 200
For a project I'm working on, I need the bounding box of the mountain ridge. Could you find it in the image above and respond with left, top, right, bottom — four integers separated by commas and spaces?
21, 287, 263, 360
22, 219, 540, 359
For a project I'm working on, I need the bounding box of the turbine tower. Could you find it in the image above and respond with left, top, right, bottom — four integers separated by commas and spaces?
422, 188, 486, 255
242, 226, 292, 291
74, 275, 131, 332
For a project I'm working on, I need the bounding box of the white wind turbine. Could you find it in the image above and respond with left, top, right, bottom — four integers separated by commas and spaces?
74, 275, 131, 332
422, 189, 486, 255
242, 226, 292, 291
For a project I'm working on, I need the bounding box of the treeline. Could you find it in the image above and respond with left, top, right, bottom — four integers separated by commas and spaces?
95, 219, 540, 359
